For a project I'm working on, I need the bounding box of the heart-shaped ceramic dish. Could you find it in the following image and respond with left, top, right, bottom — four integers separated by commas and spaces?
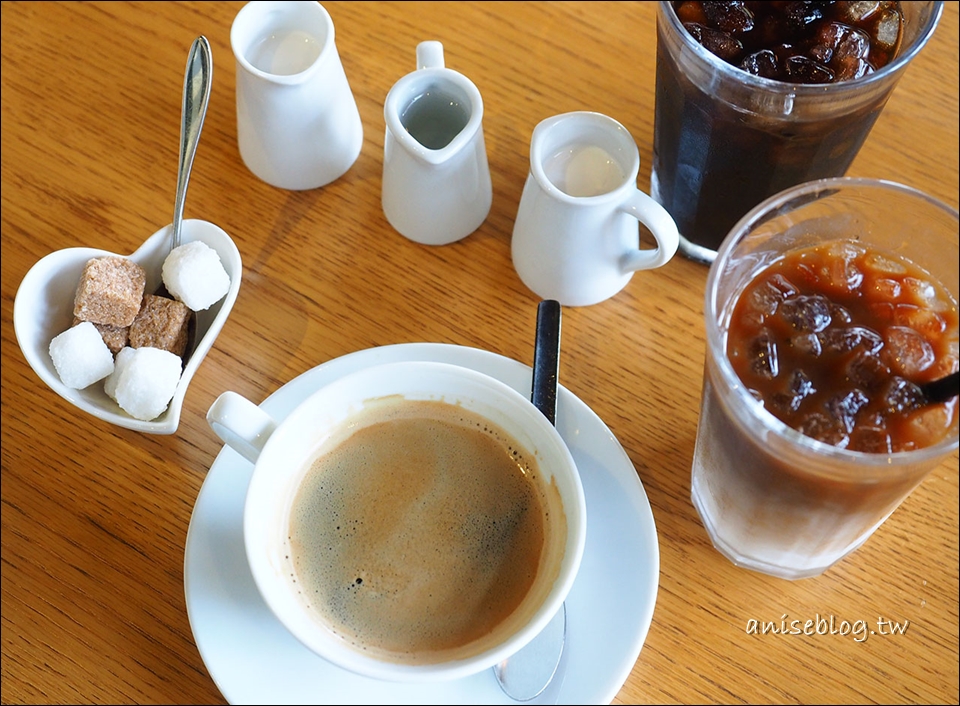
13, 218, 242, 434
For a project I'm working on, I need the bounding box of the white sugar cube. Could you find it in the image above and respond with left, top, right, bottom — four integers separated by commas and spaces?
49, 321, 115, 389
104, 346, 136, 401
109, 346, 182, 421
161, 241, 230, 311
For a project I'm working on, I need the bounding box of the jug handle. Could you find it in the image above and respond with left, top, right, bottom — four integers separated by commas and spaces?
206, 391, 278, 465
416, 41, 444, 70
619, 189, 680, 273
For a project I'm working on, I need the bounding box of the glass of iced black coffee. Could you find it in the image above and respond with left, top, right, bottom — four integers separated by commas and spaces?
651, 1, 944, 263
692, 177, 958, 580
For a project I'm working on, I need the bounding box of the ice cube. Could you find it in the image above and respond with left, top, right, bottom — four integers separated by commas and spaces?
674, 2, 708, 24
850, 426, 892, 454
834, 27, 870, 60
820, 326, 884, 355
819, 244, 865, 293
825, 389, 869, 434
901, 405, 954, 451
769, 273, 798, 297
880, 376, 924, 415
846, 351, 890, 391
892, 304, 946, 339
684, 24, 743, 61
785, 55, 834, 83
778, 294, 833, 333
830, 303, 853, 324
798, 412, 849, 448
748, 329, 779, 379
746, 274, 795, 319
875, 8, 902, 48
790, 332, 823, 357
870, 278, 902, 301
883, 325, 935, 377
741, 50, 780, 78
770, 391, 802, 414
786, 0, 828, 27
834, 57, 873, 81
836, 1, 881, 24
769, 369, 816, 414
862, 250, 906, 275
901, 277, 938, 308
702, 1, 755, 33
811, 22, 846, 62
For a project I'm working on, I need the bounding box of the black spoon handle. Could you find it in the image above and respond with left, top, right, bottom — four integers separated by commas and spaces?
532, 300, 561, 426
920, 371, 960, 404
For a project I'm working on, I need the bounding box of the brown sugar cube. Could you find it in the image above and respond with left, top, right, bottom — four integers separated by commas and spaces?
73, 256, 146, 327
129, 294, 191, 357
72, 316, 129, 355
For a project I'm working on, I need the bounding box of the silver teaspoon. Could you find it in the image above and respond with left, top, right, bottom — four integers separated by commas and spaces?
494, 299, 566, 701
172, 36, 212, 254
157, 36, 212, 358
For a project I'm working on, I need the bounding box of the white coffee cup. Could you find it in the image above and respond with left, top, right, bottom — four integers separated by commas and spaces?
511, 111, 680, 306
382, 41, 492, 245
206, 361, 586, 682
230, 1, 363, 190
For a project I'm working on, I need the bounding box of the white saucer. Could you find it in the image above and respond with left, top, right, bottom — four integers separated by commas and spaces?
184, 343, 659, 704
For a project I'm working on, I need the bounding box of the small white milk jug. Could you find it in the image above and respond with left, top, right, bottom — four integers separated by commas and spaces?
382, 41, 492, 245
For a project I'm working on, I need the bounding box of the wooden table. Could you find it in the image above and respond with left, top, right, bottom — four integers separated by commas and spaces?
2, 2, 957, 704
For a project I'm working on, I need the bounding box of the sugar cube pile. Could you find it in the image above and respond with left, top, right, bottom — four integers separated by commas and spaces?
47, 239, 231, 422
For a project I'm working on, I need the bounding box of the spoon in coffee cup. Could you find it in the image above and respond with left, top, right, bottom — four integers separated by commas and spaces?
494, 299, 567, 701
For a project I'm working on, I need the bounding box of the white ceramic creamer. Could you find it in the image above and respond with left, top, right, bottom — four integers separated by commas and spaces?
511, 112, 679, 306
382, 41, 492, 245
231, 1, 363, 190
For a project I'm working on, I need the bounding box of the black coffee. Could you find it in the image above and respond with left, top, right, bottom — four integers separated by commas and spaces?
286, 398, 562, 665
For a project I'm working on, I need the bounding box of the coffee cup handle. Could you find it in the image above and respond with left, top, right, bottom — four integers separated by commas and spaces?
618, 189, 680, 273
206, 391, 278, 465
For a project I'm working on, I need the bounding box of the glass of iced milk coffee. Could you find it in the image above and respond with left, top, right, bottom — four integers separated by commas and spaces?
692, 177, 958, 580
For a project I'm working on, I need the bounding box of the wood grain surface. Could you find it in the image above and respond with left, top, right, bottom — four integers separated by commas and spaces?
2, 2, 957, 704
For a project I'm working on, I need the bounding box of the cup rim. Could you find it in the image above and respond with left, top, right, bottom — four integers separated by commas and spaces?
529, 111, 640, 203
658, 0, 945, 96
705, 176, 960, 470
230, 0, 336, 84
384, 66, 484, 166
242, 360, 587, 681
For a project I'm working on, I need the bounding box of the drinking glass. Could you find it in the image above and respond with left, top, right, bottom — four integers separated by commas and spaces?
651, 1, 944, 264
693, 177, 958, 580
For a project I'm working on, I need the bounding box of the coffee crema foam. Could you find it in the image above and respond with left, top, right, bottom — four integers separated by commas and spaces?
285, 397, 566, 665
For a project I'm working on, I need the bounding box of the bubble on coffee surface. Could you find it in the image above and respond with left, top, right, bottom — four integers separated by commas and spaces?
285, 398, 562, 663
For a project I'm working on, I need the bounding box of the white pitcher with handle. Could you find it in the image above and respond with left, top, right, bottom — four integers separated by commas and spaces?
382, 41, 492, 245
511, 111, 679, 306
